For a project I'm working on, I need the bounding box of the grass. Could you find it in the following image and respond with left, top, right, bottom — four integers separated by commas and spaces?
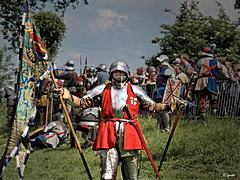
0, 105, 240, 179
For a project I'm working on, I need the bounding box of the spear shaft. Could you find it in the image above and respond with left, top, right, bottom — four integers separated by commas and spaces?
50, 70, 93, 180
158, 73, 197, 173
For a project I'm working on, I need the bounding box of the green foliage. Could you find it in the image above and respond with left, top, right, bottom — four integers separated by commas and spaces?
0, 102, 7, 135
34, 12, 66, 60
0, 0, 85, 52
151, 0, 240, 64
235, 0, 240, 9
0, 115, 240, 179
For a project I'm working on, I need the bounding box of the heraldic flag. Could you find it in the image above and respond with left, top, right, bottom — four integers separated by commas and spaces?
0, 1, 48, 179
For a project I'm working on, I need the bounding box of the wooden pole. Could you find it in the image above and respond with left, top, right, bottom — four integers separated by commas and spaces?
50, 71, 93, 180
157, 73, 197, 173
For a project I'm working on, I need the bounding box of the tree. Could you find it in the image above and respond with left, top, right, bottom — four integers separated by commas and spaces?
34, 12, 66, 60
205, 2, 240, 62
151, 1, 207, 61
0, 48, 15, 87
235, 0, 240, 9
151, 0, 240, 64
0, 0, 87, 52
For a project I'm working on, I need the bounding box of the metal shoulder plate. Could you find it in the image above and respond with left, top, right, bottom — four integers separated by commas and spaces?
131, 84, 155, 104
84, 84, 106, 99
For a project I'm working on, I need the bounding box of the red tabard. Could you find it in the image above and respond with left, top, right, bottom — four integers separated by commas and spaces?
92, 82, 143, 151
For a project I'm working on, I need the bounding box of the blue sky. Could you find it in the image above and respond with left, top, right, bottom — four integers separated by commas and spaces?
56, 0, 238, 72
1, 0, 239, 72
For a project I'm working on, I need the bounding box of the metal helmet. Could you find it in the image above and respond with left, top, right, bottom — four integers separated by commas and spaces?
86, 66, 97, 77
96, 64, 108, 72
156, 55, 169, 63
89, 66, 96, 72
65, 60, 75, 71
109, 60, 130, 78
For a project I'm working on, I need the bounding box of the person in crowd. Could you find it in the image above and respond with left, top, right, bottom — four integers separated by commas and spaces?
174, 64, 189, 97
145, 66, 157, 99
0, 86, 17, 132
54, 60, 79, 96
173, 57, 181, 65
194, 44, 228, 123
62, 60, 176, 180
72, 64, 106, 150
54, 60, 85, 148
130, 72, 139, 85
216, 57, 230, 81
96, 63, 110, 85
224, 59, 235, 81
85, 66, 99, 91
155, 55, 176, 132
180, 53, 194, 78
136, 67, 147, 89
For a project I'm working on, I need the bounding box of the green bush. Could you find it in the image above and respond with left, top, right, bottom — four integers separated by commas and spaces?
0, 102, 7, 135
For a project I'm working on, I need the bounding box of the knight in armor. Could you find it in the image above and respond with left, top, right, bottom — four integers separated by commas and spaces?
68, 60, 174, 180
85, 66, 98, 91
96, 63, 110, 85
54, 60, 79, 96
79, 64, 109, 149
155, 55, 176, 101
194, 44, 226, 123
155, 55, 176, 132
54, 60, 84, 148
75, 65, 99, 149
79, 65, 100, 149
0, 86, 17, 132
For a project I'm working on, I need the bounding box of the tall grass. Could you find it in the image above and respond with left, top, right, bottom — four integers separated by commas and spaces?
0, 111, 240, 179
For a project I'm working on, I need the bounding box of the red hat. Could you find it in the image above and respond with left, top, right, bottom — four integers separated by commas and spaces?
202, 43, 216, 58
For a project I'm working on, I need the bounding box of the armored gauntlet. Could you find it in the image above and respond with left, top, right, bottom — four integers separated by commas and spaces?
148, 103, 170, 112
79, 97, 93, 109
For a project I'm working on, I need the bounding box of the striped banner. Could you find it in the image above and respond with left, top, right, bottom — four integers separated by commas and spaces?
0, 1, 48, 179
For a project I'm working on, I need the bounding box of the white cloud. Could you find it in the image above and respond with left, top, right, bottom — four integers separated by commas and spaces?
91, 9, 129, 33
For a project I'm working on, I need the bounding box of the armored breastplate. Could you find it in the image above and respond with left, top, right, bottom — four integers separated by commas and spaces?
111, 85, 128, 118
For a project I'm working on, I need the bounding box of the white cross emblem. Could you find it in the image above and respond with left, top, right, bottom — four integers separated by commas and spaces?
130, 97, 137, 105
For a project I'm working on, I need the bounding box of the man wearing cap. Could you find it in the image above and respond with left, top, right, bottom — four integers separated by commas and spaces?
194, 44, 226, 123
